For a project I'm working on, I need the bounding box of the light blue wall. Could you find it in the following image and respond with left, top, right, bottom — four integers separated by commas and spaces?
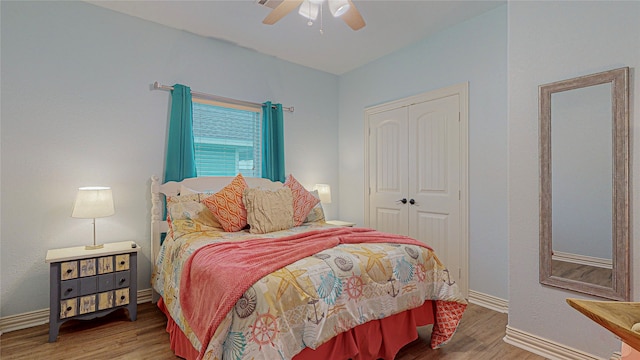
0, 1, 339, 316
337, 6, 508, 301
508, 1, 640, 357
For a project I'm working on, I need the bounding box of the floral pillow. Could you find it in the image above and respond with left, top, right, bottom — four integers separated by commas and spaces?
243, 187, 294, 234
304, 190, 326, 223
284, 174, 320, 226
202, 174, 249, 232
166, 193, 222, 239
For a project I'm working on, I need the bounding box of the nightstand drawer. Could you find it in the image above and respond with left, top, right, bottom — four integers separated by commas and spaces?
61, 261, 78, 280
79, 295, 96, 315
115, 254, 130, 271
115, 271, 130, 289
60, 298, 77, 319
79, 259, 96, 277
79, 276, 97, 295
115, 288, 129, 306
61, 279, 79, 299
98, 291, 113, 310
98, 256, 114, 274
98, 273, 115, 291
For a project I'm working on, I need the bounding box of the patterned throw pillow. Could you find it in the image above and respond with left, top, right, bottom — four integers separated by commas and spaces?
304, 190, 326, 223
166, 193, 222, 239
284, 174, 320, 226
202, 174, 249, 232
243, 187, 294, 234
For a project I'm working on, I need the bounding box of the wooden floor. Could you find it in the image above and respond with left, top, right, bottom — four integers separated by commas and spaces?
552, 259, 612, 288
1, 302, 545, 360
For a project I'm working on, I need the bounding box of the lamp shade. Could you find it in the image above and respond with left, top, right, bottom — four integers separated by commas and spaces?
328, 0, 350, 17
72, 187, 115, 219
313, 184, 332, 204
299, 0, 319, 21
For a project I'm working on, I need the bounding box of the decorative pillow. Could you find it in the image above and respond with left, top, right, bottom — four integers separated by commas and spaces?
166, 193, 223, 239
202, 174, 249, 232
243, 187, 294, 234
284, 174, 320, 226
304, 190, 326, 223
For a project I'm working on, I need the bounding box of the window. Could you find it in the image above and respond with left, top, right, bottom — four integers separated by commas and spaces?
192, 98, 262, 177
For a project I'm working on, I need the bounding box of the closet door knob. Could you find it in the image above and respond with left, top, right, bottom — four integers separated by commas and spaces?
409, 199, 416, 205
397, 198, 407, 204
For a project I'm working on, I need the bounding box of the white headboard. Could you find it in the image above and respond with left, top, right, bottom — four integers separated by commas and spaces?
150, 175, 283, 278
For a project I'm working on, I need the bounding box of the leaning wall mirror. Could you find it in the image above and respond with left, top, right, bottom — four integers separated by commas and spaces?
539, 67, 630, 301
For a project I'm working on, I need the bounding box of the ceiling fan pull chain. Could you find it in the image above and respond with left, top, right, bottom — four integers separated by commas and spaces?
307, 0, 313, 26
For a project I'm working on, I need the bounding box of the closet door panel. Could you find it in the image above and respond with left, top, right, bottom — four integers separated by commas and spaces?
415, 212, 451, 276
408, 95, 462, 282
368, 107, 409, 235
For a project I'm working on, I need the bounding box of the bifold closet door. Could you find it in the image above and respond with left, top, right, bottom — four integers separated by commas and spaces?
366, 84, 468, 296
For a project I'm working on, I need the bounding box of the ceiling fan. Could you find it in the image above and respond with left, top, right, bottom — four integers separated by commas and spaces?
262, 0, 365, 31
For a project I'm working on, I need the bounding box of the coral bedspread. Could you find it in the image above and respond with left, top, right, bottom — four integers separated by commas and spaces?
152, 223, 467, 360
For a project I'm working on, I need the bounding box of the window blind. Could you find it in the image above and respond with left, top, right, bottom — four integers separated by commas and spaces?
192, 100, 262, 177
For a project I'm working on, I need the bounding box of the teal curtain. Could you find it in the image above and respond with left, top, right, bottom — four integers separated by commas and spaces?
164, 84, 197, 182
262, 101, 285, 182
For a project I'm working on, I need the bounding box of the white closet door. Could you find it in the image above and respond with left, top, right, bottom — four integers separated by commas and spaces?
365, 83, 468, 297
408, 94, 462, 286
368, 107, 409, 235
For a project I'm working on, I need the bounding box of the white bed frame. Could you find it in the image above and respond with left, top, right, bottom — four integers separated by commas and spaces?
150, 175, 282, 284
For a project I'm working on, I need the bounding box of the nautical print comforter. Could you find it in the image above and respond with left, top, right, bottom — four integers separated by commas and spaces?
152, 223, 467, 360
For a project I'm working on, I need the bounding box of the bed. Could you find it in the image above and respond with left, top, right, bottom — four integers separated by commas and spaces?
150, 174, 467, 360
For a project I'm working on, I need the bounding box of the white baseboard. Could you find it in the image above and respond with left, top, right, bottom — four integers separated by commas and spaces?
610, 352, 622, 360
468, 289, 509, 313
137, 288, 153, 304
552, 251, 612, 269
504, 325, 619, 360
609, 351, 622, 360
0, 288, 153, 334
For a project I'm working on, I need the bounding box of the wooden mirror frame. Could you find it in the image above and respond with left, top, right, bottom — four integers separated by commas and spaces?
539, 67, 630, 301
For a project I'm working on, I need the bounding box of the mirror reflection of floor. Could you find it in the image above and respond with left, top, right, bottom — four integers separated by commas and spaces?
552, 260, 612, 287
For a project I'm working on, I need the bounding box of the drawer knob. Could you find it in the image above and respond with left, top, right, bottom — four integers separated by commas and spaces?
119, 278, 125, 283
66, 288, 73, 293
120, 295, 126, 300
120, 261, 125, 265
66, 306, 72, 311
66, 269, 73, 274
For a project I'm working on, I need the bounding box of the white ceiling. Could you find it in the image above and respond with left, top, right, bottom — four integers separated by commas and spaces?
86, 0, 504, 75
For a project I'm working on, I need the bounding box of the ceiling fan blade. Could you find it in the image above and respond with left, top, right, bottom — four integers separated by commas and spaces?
341, 0, 365, 30
263, 0, 304, 25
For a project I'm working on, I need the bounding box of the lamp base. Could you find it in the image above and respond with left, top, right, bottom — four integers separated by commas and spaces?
85, 244, 104, 250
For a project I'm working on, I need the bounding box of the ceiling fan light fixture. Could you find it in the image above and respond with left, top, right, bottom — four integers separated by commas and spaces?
328, 0, 350, 17
299, 0, 319, 21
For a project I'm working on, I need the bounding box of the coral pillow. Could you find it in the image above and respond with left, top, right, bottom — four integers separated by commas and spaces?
284, 174, 320, 226
202, 174, 249, 232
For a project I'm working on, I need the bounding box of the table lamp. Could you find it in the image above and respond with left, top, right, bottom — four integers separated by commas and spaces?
72, 186, 115, 250
313, 184, 332, 204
